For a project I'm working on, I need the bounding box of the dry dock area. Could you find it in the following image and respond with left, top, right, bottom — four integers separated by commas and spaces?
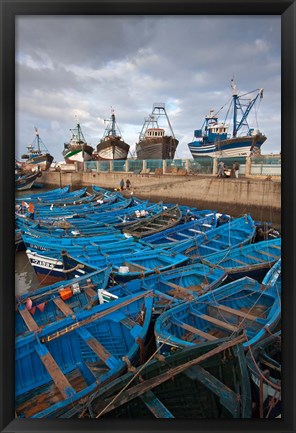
39, 172, 281, 226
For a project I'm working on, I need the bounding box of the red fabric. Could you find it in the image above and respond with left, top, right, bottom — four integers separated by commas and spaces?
37, 302, 45, 312
30, 306, 36, 315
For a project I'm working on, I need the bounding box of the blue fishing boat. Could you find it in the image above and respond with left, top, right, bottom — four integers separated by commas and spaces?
20, 222, 119, 238
25, 238, 147, 284
22, 232, 127, 252
62, 249, 189, 283
15, 185, 70, 202
201, 238, 281, 280
168, 214, 255, 262
188, 80, 266, 158
16, 200, 149, 232
15, 291, 153, 418
140, 213, 217, 249
123, 205, 182, 238
15, 267, 111, 335
155, 276, 281, 354
31, 194, 121, 219
246, 331, 281, 418
73, 335, 251, 419
90, 263, 227, 315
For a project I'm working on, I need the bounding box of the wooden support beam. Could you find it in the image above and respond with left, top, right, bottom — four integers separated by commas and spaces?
75, 327, 112, 365
140, 391, 174, 418
124, 262, 147, 271
172, 320, 218, 341
209, 304, 260, 321
38, 350, 75, 399
190, 310, 239, 332
92, 334, 246, 417
257, 250, 280, 260
84, 287, 97, 298
53, 298, 74, 317
19, 307, 40, 332
245, 254, 266, 263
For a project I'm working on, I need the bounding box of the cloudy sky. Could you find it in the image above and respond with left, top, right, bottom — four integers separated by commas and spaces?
15, 15, 280, 161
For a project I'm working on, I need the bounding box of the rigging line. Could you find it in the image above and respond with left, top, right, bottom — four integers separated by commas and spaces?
246, 333, 281, 392
81, 335, 172, 419
265, 390, 281, 418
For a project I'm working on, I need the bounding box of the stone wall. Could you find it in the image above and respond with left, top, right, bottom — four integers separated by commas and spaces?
40, 171, 281, 226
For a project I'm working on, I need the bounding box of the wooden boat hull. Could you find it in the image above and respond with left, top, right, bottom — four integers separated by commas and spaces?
95, 137, 130, 160
23, 153, 54, 171
65, 336, 252, 419
123, 205, 182, 239
63, 144, 94, 163
201, 238, 281, 281
136, 136, 179, 160
15, 171, 40, 191
15, 292, 153, 418
246, 331, 281, 418
169, 214, 255, 261
140, 213, 217, 249
155, 276, 281, 354
62, 249, 189, 283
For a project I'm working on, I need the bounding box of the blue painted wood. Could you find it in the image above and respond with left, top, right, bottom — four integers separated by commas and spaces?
262, 258, 281, 292
246, 331, 281, 418
15, 266, 112, 335
15, 185, 70, 202
168, 214, 255, 262
15, 291, 153, 418
139, 213, 217, 249
62, 248, 189, 283
201, 238, 281, 279
155, 276, 281, 354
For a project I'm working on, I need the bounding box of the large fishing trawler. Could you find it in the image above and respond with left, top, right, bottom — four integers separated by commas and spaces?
188, 80, 266, 158
136, 103, 179, 160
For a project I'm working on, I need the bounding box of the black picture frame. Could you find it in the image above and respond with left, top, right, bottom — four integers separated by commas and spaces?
1, 1, 295, 432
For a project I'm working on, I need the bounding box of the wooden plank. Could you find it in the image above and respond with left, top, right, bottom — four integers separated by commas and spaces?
272, 245, 281, 250
245, 254, 267, 263
220, 257, 247, 266
161, 280, 186, 292
19, 307, 40, 332
257, 250, 280, 260
39, 351, 75, 399
172, 320, 218, 341
76, 328, 112, 364
53, 298, 74, 316
140, 391, 175, 418
42, 291, 152, 343
190, 311, 239, 332
92, 334, 246, 417
124, 262, 147, 271
209, 304, 260, 321
84, 286, 97, 298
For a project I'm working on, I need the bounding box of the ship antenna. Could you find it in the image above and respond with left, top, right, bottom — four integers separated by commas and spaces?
34, 126, 41, 152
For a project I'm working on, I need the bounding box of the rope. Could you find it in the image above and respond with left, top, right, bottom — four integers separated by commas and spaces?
80, 336, 172, 419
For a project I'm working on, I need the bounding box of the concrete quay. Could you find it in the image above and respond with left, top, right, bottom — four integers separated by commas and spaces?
40, 171, 281, 227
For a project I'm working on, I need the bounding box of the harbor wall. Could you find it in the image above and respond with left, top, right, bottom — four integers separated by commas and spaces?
39, 171, 281, 226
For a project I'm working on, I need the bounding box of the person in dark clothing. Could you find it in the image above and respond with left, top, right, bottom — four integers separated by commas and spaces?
119, 179, 124, 190
233, 161, 240, 178
126, 179, 131, 190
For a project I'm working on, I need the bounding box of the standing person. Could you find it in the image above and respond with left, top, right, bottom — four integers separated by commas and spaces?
119, 178, 125, 191
126, 179, 131, 190
217, 161, 225, 178
233, 161, 240, 178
